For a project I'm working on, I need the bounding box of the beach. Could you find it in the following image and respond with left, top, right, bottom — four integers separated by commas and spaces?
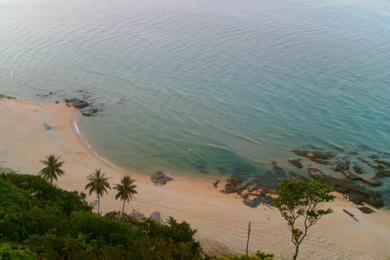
1, 98, 390, 259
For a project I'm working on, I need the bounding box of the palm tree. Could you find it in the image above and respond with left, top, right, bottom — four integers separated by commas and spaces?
114, 176, 137, 217
39, 155, 65, 184
85, 169, 111, 214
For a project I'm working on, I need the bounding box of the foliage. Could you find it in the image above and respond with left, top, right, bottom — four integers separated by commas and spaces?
0, 173, 205, 259
0, 243, 37, 260
273, 178, 334, 260
85, 169, 111, 214
114, 176, 137, 216
39, 155, 65, 184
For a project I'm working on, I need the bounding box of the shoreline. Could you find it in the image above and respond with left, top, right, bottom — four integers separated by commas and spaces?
1, 97, 390, 259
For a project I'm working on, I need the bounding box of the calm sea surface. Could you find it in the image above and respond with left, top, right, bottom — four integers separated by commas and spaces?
1, 0, 389, 184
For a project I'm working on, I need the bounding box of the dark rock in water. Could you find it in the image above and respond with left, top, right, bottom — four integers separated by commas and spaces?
55, 100, 60, 104
357, 157, 377, 169
311, 158, 330, 165
358, 144, 373, 151
271, 161, 286, 175
334, 160, 350, 172
358, 206, 375, 214
340, 171, 381, 187
65, 97, 101, 117
293, 149, 335, 165
308, 168, 383, 208
369, 154, 380, 160
288, 159, 303, 169
374, 160, 390, 167
37, 91, 56, 98
376, 168, 390, 178
0, 94, 16, 100
352, 164, 364, 175
150, 171, 174, 185
80, 107, 99, 117
64, 98, 90, 109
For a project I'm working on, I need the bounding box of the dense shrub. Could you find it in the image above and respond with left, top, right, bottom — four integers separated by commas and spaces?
0, 173, 202, 259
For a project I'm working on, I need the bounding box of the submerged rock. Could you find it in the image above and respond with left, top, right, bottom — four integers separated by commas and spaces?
271, 161, 286, 175
293, 149, 335, 165
150, 171, 174, 185
65, 98, 90, 109
0, 94, 16, 100
80, 107, 99, 117
288, 159, 303, 169
36, 91, 56, 98
376, 168, 390, 178
374, 160, 390, 167
352, 164, 364, 175
64, 97, 101, 117
334, 160, 350, 172
340, 170, 381, 187
308, 168, 383, 208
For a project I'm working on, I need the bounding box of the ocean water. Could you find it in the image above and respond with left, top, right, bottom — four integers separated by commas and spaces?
1, 0, 390, 182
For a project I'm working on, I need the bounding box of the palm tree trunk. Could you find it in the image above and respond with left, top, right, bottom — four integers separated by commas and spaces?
121, 200, 125, 217
97, 194, 100, 214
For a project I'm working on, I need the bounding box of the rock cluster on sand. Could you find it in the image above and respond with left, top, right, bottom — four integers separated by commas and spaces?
150, 171, 174, 185
0, 94, 16, 100
222, 176, 273, 208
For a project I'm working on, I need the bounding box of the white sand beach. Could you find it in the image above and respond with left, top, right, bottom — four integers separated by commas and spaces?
1, 98, 389, 259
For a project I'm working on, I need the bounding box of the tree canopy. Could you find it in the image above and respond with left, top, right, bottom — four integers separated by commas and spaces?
273, 178, 334, 260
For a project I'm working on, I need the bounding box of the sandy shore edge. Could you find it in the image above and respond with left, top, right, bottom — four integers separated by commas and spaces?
1, 98, 390, 259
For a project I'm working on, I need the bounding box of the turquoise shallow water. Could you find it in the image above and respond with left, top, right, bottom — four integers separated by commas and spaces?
1, 0, 389, 185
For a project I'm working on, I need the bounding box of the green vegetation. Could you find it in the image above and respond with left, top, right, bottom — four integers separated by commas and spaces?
0, 172, 203, 259
39, 155, 65, 184
114, 176, 137, 217
85, 169, 110, 214
273, 179, 334, 260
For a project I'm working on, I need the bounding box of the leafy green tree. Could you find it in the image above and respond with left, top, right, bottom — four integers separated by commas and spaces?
273, 179, 334, 260
85, 169, 111, 214
114, 176, 137, 217
39, 155, 65, 185
0, 243, 37, 260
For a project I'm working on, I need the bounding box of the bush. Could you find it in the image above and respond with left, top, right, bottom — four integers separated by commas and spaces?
0, 173, 204, 259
